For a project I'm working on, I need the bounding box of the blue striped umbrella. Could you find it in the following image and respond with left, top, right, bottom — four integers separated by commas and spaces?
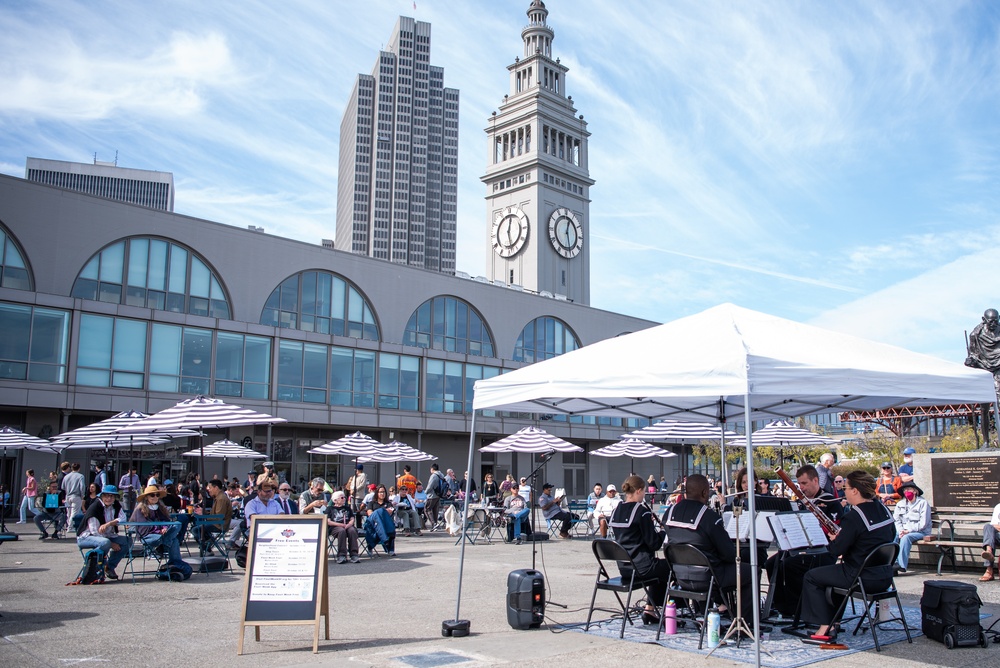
479, 426, 583, 453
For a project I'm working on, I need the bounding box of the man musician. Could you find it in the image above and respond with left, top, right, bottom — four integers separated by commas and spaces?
764, 464, 843, 619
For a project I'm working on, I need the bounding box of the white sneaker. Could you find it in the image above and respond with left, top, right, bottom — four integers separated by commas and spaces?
15, 521, 25, 524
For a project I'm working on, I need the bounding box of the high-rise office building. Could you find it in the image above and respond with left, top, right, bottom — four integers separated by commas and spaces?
336, 16, 459, 273
482, 0, 593, 304
25, 157, 174, 212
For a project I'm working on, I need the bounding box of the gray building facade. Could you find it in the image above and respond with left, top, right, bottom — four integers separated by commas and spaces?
25, 157, 174, 212
335, 16, 459, 274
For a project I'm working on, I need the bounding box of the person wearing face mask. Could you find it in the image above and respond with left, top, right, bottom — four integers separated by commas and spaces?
130, 485, 183, 564
891, 480, 931, 574
898, 447, 916, 484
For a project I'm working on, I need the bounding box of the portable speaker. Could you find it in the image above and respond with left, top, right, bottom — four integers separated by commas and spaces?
507, 568, 545, 629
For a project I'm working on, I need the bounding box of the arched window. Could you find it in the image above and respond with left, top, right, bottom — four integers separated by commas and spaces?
513, 316, 579, 363
403, 296, 495, 357
70, 238, 231, 319
0, 223, 32, 290
261, 271, 379, 341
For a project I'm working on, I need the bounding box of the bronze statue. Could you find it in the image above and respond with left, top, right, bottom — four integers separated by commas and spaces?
966, 308, 1000, 374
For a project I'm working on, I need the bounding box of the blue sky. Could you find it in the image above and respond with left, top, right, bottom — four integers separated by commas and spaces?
2, 0, 999, 363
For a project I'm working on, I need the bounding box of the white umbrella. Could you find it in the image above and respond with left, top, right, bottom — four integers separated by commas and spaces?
726, 419, 838, 449
479, 426, 583, 453
356, 440, 438, 463
591, 437, 676, 480
115, 396, 286, 483
628, 419, 740, 491
386, 440, 438, 462
0, 425, 61, 453
180, 439, 266, 459
52, 410, 196, 449
307, 431, 388, 457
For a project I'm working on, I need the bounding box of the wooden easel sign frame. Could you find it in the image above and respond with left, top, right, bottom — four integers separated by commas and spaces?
238, 514, 330, 654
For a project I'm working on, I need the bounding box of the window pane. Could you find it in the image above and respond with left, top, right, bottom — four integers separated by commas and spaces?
0, 303, 32, 361
278, 341, 303, 386
301, 272, 317, 315
150, 324, 181, 375
78, 257, 99, 281
76, 368, 110, 387
244, 335, 271, 384
182, 328, 212, 378
147, 240, 167, 290
280, 276, 298, 312
78, 314, 113, 368
99, 242, 124, 283
127, 238, 148, 287
189, 257, 210, 298
112, 319, 147, 372
303, 343, 327, 388
168, 245, 188, 294
215, 332, 244, 381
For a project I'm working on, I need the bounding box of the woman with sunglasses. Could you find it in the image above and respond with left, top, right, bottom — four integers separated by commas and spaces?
130, 485, 183, 564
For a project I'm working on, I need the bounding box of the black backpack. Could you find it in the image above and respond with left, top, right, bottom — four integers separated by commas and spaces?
156, 558, 193, 581
66, 549, 106, 586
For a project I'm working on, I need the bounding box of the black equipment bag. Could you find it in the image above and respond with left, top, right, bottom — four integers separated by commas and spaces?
921, 580, 982, 647
67, 549, 105, 586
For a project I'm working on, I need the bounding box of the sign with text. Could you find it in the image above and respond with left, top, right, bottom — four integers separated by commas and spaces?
238, 515, 329, 654
931, 455, 1000, 508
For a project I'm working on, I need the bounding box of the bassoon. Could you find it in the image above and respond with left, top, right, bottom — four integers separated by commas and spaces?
773, 467, 841, 538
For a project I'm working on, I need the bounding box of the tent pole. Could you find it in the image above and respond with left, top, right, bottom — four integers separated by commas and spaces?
452, 411, 477, 627
743, 394, 762, 668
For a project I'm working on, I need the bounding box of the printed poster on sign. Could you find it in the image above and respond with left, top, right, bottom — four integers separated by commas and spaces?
249, 521, 321, 601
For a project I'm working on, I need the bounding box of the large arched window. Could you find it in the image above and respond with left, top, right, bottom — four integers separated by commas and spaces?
261, 271, 379, 341
0, 224, 32, 290
513, 316, 579, 363
71, 238, 231, 319
403, 296, 495, 357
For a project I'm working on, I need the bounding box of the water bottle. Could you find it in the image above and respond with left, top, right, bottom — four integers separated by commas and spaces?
663, 600, 677, 635
707, 608, 721, 646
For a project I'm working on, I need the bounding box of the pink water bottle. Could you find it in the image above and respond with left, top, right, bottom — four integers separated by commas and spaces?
663, 600, 677, 635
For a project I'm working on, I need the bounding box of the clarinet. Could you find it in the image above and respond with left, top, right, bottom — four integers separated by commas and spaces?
773, 467, 841, 538
643, 500, 668, 533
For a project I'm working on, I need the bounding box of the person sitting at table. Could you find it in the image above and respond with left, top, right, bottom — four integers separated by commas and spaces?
34, 479, 67, 540
130, 484, 183, 564
299, 477, 328, 514
503, 481, 530, 543
76, 484, 128, 580
326, 490, 360, 563
799, 470, 896, 641
196, 479, 233, 556
393, 487, 421, 536
244, 480, 283, 523
593, 484, 622, 538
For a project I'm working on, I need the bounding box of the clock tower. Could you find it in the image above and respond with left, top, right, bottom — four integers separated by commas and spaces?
482, 0, 593, 304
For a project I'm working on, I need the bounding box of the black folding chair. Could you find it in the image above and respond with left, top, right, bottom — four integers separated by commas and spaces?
827, 542, 912, 652
585, 538, 663, 639
456, 508, 491, 545
664, 543, 735, 648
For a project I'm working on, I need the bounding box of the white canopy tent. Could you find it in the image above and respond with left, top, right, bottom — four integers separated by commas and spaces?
459, 303, 996, 664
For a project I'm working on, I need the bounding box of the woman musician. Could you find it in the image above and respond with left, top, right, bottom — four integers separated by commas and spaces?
764, 464, 842, 618
798, 470, 896, 641
609, 475, 670, 625
728, 467, 771, 567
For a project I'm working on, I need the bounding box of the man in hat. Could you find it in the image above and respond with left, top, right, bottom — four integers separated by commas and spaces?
980, 500, 1000, 581
538, 483, 573, 539
898, 447, 916, 484
593, 484, 622, 538
256, 461, 278, 489
875, 462, 901, 505
892, 480, 931, 574
76, 484, 127, 579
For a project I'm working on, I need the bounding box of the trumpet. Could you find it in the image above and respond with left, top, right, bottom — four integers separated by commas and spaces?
773, 467, 841, 538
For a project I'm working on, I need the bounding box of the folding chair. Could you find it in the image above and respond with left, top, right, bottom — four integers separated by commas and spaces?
827, 542, 912, 652
362, 509, 395, 557
456, 508, 490, 545
663, 543, 735, 648
191, 513, 233, 575
585, 538, 664, 639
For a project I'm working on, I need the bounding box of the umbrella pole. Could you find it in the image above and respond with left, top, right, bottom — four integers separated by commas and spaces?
449, 411, 477, 635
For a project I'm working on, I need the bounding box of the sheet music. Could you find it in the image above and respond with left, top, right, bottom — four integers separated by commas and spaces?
725, 510, 776, 542
726, 512, 752, 540
767, 512, 829, 551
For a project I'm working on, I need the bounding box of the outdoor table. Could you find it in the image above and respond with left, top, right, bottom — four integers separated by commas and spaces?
118, 520, 181, 583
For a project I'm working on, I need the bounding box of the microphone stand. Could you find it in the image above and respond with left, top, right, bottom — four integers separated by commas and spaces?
708, 505, 773, 658
525, 450, 566, 609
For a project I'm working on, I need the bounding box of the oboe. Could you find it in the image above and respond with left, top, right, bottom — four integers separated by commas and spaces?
773, 467, 841, 538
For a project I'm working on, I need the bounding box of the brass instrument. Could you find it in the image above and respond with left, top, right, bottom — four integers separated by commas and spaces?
773, 467, 841, 538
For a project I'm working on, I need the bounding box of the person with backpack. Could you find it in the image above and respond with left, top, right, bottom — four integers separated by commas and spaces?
424, 464, 446, 531
76, 485, 127, 580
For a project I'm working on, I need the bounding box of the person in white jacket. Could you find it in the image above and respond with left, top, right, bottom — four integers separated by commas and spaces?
892, 480, 931, 573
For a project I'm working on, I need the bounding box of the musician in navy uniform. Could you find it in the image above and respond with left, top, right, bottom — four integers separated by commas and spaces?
764, 465, 843, 618
609, 475, 669, 625
799, 470, 896, 641
663, 474, 755, 628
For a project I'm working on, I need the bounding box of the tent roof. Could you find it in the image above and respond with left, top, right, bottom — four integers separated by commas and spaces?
472, 303, 995, 421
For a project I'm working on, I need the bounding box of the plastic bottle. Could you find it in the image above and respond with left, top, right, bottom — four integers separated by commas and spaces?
663, 600, 677, 635
707, 608, 721, 646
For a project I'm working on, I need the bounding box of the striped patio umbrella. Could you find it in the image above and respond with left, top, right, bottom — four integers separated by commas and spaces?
628, 419, 739, 441
0, 425, 61, 453
306, 431, 388, 457
115, 396, 286, 483
180, 439, 266, 459
385, 440, 438, 461
726, 419, 838, 449
591, 437, 677, 459
52, 410, 195, 449
479, 426, 583, 453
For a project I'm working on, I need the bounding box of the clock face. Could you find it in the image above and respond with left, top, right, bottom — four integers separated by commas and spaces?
491, 206, 530, 258
547, 208, 583, 259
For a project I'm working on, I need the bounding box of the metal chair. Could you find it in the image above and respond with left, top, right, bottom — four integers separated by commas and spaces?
456, 508, 491, 545
191, 513, 233, 575
585, 538, 663, 639
827, 542, 912, 652
663, 543, 735, 648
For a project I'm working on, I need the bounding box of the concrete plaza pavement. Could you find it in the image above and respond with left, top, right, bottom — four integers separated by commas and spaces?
1, 523, 999, 668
